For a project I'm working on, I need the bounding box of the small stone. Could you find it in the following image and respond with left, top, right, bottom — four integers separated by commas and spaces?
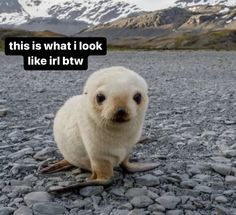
188, 166, 201, 175
153, 170, 164, 176
156, 196, 181, 209
136, 174, 160, 186
180, 180, 198, 189
8, 130, 24, 142
110, 187, 125, 197
222, 150, 236, 158
0, 194, 8, 203
112, 209, 130, 215
210, 156, 231, 164
12, 185, 32, 194
10, 164, 37, 175
33, 202, 67, 215
216, 206, 231, 215
43, 114, 54, 120
0, 207, 15, 215
130, 195, 153, 208
223, 190, 234, 196
8, 148, 34, 160
215, 196, 228, 203
148, 204, 165, 212
34, 147, 56, 160
118, 202, 133, 210
225, 176, 236, 185
72, 199, 91, 209
211, 163, 231, 176
24, 192, 52, 207
194, 185, 212, 193
0, 100, 7, 105
147, 190, 159, 199
14, 206, 32, 215
193, 174, 210, 181
0, 108, 8, 117
128, 209, 146, 215
125, 188, 148, 199
72, 168, 82, 175
166, 210, 184, 215
79, 186, 104, 197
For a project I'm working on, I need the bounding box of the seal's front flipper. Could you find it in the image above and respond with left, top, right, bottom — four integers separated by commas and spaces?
39, 159, 73, 174
121, 157, 160, 173
48, 178, 112, 193
48, 158, 114, 193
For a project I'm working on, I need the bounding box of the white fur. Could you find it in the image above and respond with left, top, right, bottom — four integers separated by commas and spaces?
53, 66, 148, 170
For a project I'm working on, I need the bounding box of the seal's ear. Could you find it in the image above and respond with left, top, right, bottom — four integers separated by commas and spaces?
84, 92, 88, 95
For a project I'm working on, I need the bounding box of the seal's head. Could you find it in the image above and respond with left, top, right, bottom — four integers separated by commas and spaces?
84, 67, 148, 126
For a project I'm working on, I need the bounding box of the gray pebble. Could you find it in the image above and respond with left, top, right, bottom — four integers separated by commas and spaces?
125, 188, 148, 199
181, 180, 198, 189
110, 187, 125, 197
130, 195, 153, 208
222, 150, 236, 158
8, 148, 34, 160
72, 199, 91, 209
128, 209, 146, 215
215, 196, 228, 203
210, 156, 231, 164
12, 185, 32, 194
13, 206, 32, 215
118, 202, 133, 210
0, 207, 15, 215
225, 176, 236, 185
43, 114, 54, 120
194, 185, 212, 193
166, 210, 184, 215
79, 186, 104, 197
24, 191, 52, 207
211, 163, 232, 176
33, 147, 56, 160
0, 108, 8, 117
148, 204, 165, 212
0, 100, 7, 105
216, 206, 231, 215
8, 130, 24, 142
33, 202, 67, 215
112, 209, 130, 215
135, 174, 160, 186
152, 170, 164, 176
156, 196, 181, 209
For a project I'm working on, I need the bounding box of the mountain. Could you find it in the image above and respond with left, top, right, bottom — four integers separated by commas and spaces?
0, 28, 63, 51
0, 0, 141, 35
175, 0, 236, 8
75, 4, 236, 50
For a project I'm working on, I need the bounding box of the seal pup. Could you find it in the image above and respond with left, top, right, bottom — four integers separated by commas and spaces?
40, 66, 159, 192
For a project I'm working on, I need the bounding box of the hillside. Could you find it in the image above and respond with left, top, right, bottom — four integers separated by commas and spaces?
0, 29, 63, 51
75, 5, 236, 50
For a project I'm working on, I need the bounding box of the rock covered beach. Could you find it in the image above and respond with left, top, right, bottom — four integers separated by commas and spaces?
0, 51, 236, 215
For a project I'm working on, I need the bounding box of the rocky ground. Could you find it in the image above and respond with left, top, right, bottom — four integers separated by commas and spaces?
0, 51, 236, 215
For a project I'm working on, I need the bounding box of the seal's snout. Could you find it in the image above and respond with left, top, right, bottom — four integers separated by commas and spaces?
113, 107, 129, 122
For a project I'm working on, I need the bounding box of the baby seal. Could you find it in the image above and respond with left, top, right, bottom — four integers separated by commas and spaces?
40, 66, 159, 192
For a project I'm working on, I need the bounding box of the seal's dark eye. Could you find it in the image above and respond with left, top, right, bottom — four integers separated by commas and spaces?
133, 93, 142, 104
96, 93, 106, 104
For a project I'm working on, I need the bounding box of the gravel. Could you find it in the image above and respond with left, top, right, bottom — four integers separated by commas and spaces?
1, 51, 236, 214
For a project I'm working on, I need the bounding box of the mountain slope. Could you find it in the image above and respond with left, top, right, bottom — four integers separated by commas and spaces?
0, 0, 141, 35
76, 5, 236, 50
0, 28, 63, 51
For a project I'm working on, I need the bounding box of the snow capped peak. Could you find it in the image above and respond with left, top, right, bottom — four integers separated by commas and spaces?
0, 0, 140, 25
175, 0, 236, 7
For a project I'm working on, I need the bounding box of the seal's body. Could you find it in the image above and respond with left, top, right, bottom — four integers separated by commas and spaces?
41, 67, 159, 192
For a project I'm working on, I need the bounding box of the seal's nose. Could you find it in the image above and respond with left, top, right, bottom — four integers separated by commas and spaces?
116, 107, 127, 117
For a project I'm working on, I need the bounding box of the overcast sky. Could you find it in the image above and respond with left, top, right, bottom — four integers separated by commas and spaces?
113, 0, 176, 11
